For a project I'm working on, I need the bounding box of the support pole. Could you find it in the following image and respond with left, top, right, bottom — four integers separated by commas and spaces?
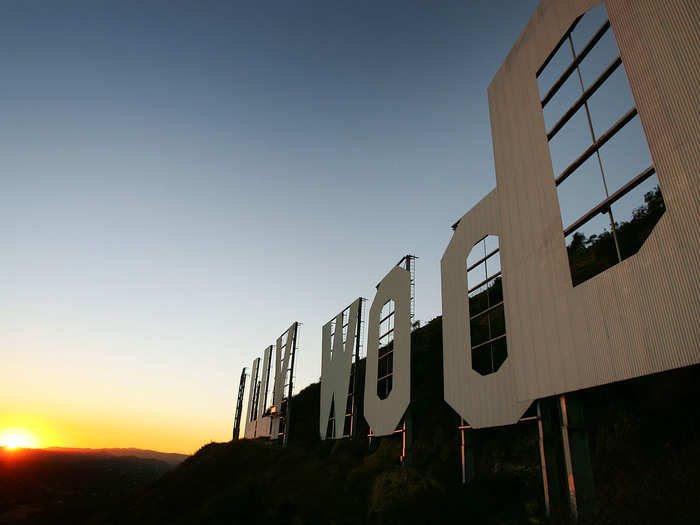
538, 396, 568, 519
464, 425, 475, 482
402, 407, 413, 465
539, 394, 596, 520
403, 256, 414, 465
537, 403, 551, 517
457, 418, 476, 483
563, 393, 597, 519
559, 394, 578, 519
460, 425, 466, 484
401, 420, 407, 463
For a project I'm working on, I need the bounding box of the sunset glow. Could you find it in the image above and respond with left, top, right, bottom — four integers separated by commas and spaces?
0, 428, 40, 449
0, 408, 216, 455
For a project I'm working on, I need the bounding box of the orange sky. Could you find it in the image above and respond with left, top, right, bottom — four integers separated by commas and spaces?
0, 408, 220, 455
0, 400, 231, 455
0, 402, 231, 455
0, 0, 547, 458
1, 344, 240, 454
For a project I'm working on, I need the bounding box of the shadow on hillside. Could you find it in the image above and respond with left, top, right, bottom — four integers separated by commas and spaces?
95, 317, 700, 524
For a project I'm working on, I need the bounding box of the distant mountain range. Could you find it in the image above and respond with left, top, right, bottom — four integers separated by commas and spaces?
43, 446, 188, 466
0, 445, 188, 524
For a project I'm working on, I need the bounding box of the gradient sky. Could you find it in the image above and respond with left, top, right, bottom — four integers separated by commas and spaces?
1, 0, 564, 454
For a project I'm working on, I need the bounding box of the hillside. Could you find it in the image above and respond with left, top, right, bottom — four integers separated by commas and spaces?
99, 317, 700, 524
0, 448, 178, 524
44, 447, 187, 466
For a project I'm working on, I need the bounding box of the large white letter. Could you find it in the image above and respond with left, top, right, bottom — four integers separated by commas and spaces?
244, 357, 260, 439
271, 322, 298, 439
441, 191, 528, 428
248, 346, 273, 438
319, 298, 361, 439
258, 346, 273, 420
364, 266, 411, 436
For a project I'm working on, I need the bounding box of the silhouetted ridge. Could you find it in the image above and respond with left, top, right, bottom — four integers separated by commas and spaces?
96, 318, 700, 524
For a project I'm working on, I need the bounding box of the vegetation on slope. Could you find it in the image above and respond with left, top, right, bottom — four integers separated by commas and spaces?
567, 184, 665, 286
100, 318, 546, 524
0, 448, 175, 524
103, 316, 700, 524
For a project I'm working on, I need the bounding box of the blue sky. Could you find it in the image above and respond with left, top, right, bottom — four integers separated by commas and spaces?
4, 0, 648, 452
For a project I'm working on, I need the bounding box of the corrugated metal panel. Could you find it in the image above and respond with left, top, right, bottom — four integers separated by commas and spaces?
243, 357, 260, 439
442, 191, 531, 427
257, 346, 272, 420
442, 0, 700, 428
319, 299, 361, 439
249, 346, 273, 438
364, 266, 411, 436
270, 323, 297, 439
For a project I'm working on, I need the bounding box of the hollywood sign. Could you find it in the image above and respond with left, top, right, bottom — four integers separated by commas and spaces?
234, 0, 700, 453
321, 259, 414, 439
243, 322, 298, 444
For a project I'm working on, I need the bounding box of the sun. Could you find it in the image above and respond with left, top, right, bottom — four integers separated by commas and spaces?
0, 428, 40, 450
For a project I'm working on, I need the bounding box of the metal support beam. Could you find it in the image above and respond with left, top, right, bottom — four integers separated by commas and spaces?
401, 420, 407, 463
283, 323, 298, 447
232, 367, 247, 441
459, 418, 476, 484
559, 395, 578, 519
563, 393, 597, 519
460, 425, 466, 484
536, 402, 551, 517
538, 397, 569, 520
396, 408, 414, 466
538, 394, 596, 520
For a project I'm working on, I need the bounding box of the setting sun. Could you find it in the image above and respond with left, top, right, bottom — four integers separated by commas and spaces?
0, 428, 40, 450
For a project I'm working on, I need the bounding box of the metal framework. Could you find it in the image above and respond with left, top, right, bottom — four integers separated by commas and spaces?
558, 395, 576, 519
277, 322, 299, 447
398, 255, 416, 325
458, 413, 550, 514
325, 398, 337, 439
377, 299, 395, 400
467, 236, 506, 376
455, 392, 596, 520
537, 6, 662, 284
232, 367, 247, 440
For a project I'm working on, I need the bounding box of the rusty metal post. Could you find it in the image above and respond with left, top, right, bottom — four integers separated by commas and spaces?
559, 394, 578, 519
401, 420, 407, 463
536, 402, 551, 517
460, 425, 467, 484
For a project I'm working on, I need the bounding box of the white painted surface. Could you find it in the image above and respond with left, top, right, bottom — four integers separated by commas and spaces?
271, 322, 298, 438
364, 266, 411, 436
442, 0, 700, 428
243, 357, 260, 439
319, 298, 362, 439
